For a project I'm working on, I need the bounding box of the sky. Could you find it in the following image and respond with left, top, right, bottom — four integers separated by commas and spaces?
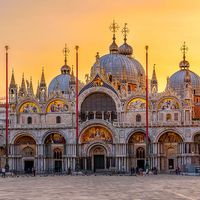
1, 0, 200, 96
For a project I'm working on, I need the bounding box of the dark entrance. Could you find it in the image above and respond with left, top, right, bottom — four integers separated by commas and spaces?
137, 160, 145, 170
55, 160, 62, 172
94, 155, 104, 172
24, 160, 34, 173
168, 159, 174, 170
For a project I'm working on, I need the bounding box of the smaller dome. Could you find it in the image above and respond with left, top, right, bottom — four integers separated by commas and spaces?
179, 60, 190, 69
61, 65, 71, 74
118, 43, 133, 56
109, 41, 118, 54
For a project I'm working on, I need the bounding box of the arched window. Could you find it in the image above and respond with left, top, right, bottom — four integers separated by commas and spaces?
56, 116, 61, 123
27, 117, 32, 124
166, 113, 172, 121
136, 114, 141, 122
136, 147, 145, 158
53, 148, 62, 159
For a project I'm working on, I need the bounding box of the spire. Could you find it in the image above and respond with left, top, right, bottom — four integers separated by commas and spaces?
122, 23, 129, 44
109, 20, 119, 54
36, 80, 40, 98
29, 76, 34, 95
40, 67, 46, 87
19, 73, 27, 97
70, 65, 75, 85
179, 42, 190, 69
10, 69, 17, 88
151, 64, 158, 93
63, 44, 70, 65
151, 64, 157, 83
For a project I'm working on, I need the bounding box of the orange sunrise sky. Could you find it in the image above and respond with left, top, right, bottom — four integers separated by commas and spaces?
1, 0, 200, 96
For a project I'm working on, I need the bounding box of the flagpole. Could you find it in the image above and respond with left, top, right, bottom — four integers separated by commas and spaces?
5, 45, 9, 171
75, 45, 79, 171
145, 45, 149, 170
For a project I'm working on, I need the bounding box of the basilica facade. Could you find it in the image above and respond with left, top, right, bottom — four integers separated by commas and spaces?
1, 22, 200, 173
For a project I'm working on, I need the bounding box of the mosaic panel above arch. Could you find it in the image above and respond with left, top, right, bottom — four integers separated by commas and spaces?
127, 98, 146, 111
19, 102, 40, 113
158, 132, 183, 143
128, 132, 148, 143
81, 126, 113, 144
46, 100, 68, 113
14, 135, 36, 145
158, 98, 179, 110
44, 133, 66, 144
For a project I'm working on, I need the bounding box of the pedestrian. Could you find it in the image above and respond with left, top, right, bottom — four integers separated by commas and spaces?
32, 167, 36, 176
2, 167, 6, 178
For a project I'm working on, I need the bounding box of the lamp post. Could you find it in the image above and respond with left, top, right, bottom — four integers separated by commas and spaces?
5, 45, 9, 171
145, 45, 149, 170
75, 45, 80, 172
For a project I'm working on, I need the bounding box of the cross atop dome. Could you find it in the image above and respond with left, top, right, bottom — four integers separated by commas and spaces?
122, 23, 129, 43
63, 44, 70, 65
179, 42, 190, 69
180, 41, 188, 61
109, 20, 119, 54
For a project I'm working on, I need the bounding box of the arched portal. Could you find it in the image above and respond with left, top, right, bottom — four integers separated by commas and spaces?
14, 135, 36, 173
79, 125, 114, 172
80, 92, 117, 122
158, 132, 183, 172
44, 133, 66, 172
89, 145, 107, 172
128, 132, 148, 170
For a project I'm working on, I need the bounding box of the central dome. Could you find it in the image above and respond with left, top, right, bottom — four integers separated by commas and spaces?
90, 53, 145, 86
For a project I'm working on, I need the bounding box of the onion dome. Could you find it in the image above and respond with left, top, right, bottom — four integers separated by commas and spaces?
118, 23, 133, 56
48, 44, 73, 95
109, 20, 119, 54
118, 43, 133, 56
169, 42, 200, 96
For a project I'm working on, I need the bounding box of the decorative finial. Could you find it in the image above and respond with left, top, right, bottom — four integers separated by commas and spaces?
75, 45, 79, 51
122, 23, 129, 43
63, 44, 70, 65
180, 42, 188, 61
96, 52, 100, 61
109, 20, 119, 42
5, 45, 9, 52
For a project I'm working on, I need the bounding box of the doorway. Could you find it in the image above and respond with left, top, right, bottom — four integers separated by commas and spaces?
168, 159, 174, 170
94, 155, 105, 171
137, 160, 145, 170
24, 160, 34, 173
55, 160, 62, 172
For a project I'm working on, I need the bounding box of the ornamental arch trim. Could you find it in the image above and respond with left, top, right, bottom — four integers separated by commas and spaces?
192, 131, 200, 142
11, 132, 38, 145
79, 121, 118, 144
78, 87, 121, 113
126, 129, 147, 143
41, 130, 67, 144
86, 142, 111, 157
155, 129, 184, 143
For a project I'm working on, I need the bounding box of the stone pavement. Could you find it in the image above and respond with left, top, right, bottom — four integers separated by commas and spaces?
0, 175, 200, 200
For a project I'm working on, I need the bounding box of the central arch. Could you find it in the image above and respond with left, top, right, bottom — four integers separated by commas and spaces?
80, 92, 117, 122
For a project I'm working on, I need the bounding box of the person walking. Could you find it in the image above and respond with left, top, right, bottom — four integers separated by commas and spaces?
2, 167, 6, 178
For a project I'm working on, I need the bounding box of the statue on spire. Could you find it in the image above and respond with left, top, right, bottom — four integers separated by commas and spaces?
63, 44, 70, 65
122, 23, 129, 43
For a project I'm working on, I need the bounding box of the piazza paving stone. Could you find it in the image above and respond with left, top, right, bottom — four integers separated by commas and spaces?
0, 175, 199, 200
